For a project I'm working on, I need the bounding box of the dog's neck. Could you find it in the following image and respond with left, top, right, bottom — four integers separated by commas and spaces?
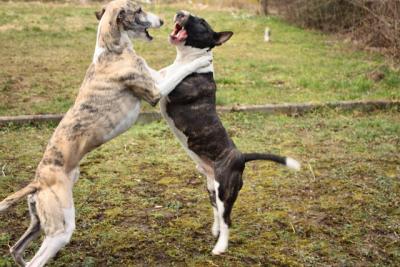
175, 45, 214, 73
93, 16, 133, 63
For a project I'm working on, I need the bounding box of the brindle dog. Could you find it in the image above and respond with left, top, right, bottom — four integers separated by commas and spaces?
160, 11, 301, 255
0, 2, 210, 266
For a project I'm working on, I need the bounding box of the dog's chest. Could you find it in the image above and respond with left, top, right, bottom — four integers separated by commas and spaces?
167, 72, 215, 104
162, 73, 232, 161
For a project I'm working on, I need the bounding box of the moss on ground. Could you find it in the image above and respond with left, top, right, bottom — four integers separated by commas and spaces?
0, 110, 399, 266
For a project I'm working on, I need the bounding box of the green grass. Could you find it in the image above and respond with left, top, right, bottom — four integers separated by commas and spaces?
1, 110, 399, 266
0, 2, 399, 266
0, 2, 399, 116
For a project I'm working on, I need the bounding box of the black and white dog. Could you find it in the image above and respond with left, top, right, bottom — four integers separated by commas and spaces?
159, 11, 301, 255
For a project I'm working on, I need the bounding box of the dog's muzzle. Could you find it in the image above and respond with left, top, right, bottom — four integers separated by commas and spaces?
145, 12, 163, 40
170, 11, 189, 44
132, 12, 163, 41
147, 12, 164, 28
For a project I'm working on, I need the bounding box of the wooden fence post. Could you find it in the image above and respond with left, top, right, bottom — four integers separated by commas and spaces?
260, 0, 269, 15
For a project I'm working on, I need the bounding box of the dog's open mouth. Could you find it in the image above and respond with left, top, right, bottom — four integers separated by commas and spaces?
170, 23, 188, 44
144, 28, 153, 41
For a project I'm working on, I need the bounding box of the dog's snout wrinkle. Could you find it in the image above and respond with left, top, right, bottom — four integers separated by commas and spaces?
175, 10, 189, 24
176, 10, 189, 16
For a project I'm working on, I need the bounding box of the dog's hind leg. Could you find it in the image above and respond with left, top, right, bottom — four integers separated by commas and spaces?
26, 171, 76, 267
10, 194, 41, 266
208, 188, 220, 238
26, 206, 75, 267
212, 158, 244, 255
212, 179, 229, 255
197, 163, 220, 237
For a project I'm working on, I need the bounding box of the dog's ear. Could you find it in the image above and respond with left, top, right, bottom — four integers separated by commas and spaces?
95, 8, 105, 21
214, 31, 233, 46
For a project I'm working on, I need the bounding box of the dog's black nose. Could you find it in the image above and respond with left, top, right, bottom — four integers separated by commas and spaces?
160, 19, 164, 26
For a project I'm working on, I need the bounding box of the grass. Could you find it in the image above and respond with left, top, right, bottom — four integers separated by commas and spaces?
0, 110, 399, 266
0, 2, 399, 116
0, 1, 399, 266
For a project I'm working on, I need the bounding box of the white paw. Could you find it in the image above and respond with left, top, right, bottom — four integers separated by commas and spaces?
212, 239, 228, 255
211, 222, 220, 237
212, 244, 227, 255
200, 56, 212, 67
192, 55, 212, 71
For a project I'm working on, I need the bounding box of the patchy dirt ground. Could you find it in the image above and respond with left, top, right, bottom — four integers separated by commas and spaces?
0, 110, 399, 266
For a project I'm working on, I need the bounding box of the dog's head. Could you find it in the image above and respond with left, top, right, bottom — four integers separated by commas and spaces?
169, 11, 233, 49
95, 0, 163, 41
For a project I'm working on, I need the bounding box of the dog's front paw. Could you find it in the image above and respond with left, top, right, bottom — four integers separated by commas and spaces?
190, 55, 212, 72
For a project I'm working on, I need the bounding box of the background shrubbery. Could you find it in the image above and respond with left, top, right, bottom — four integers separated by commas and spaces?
271, 0, 399, 59
187, 0, 399, 59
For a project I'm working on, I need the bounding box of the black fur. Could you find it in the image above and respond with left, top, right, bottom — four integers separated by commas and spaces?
167, 12, 297, 243
166, 72, 245, 226
183, 15, 226, 49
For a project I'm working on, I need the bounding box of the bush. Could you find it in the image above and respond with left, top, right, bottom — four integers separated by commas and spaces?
271, 0, 400, 59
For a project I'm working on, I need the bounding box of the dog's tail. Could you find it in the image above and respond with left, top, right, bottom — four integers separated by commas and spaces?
243, 153, 301, 171
0, 181, 39, 213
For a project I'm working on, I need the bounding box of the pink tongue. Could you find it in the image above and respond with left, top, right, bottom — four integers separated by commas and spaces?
176, 29, 188, 41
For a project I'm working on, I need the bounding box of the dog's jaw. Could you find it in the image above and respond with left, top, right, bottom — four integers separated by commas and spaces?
169, 11, 189, 45
170, 23, 188, 45
146, 11, 163, 29
125, 10, 163, 42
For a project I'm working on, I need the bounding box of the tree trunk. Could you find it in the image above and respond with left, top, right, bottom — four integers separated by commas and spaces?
260, 0, 268, 15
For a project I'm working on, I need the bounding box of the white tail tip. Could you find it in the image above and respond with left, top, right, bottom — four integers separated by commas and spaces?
286, 157, 301, 171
